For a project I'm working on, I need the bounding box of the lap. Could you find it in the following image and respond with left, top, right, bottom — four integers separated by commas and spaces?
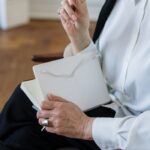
0, 84, 115, 150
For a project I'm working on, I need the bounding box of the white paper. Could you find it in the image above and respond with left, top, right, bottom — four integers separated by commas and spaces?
33, 51, 110, 111
21, 79, 44, 109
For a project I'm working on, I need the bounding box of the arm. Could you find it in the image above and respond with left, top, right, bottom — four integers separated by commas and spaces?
37, 95, 150, 149
37, 0, 150, 149
63, 40, 97, 57
92, 111, 150, 149
32, 0, 91, 62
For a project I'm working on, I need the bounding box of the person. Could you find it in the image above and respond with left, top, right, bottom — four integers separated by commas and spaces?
0, 0, 150, 149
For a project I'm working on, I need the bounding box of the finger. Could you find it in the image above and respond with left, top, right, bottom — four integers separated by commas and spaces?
46, 126, 65, 135
62, 0, 77, 21
37, 110, 52, 119
60, 16, 74, 30
59, 11, 67, 24
38, 118, 53, 127
61, 9, 74, 23
60, 9, 74, 25
45, 127, 58, 134
47, 94, 68, 103
60, 15, 74, 32
41, 99, 65, 110
41, 100, 58, 110
60, 15, 67, 29
68, 0, 85, 8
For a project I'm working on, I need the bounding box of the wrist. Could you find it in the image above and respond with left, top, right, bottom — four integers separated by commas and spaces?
70, 33, 91, 54
82, 117, 95, 140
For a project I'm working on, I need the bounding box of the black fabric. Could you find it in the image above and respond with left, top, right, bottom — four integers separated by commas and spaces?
0, 140, 10, 150
93, 0, 117, 43
0, 85, 115, 150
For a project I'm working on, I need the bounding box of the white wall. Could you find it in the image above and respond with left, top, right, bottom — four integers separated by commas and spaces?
0, 0, 7, 29
0, 0, 105, 29
30, 0, 105, 21
30, 0, 61, 20
0, 0, 30, 29
87, 0, 105, 20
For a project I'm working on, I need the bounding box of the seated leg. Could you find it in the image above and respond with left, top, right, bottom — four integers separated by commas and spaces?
0, 84, 115, 150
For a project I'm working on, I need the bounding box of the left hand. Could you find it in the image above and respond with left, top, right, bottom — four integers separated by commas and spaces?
59, 0, 91, 53
37, 94, 94, 140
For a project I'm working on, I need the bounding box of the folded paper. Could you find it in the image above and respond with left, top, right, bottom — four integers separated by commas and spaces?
30, 50, 110, 111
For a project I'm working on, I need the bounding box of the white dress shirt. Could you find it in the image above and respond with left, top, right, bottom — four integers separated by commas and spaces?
64, 0, 150, 149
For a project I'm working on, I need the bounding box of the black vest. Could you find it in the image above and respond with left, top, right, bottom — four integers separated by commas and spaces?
93, 0, 117, 43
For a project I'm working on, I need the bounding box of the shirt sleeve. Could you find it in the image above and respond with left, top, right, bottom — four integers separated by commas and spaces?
63, 41, 100, 58
92, 111, 150, 149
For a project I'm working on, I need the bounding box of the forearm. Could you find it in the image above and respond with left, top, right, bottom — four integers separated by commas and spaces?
60, 0, 91, 54
70, 32, 91, 53
92, 116, 136, 149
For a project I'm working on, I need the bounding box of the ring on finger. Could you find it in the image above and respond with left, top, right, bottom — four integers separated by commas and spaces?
41, 119, 49, 127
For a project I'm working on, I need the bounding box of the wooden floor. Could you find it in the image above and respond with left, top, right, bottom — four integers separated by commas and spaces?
0, 20, 96, 110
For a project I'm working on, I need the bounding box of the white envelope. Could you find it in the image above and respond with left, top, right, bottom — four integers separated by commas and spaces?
33, 50, 110, 111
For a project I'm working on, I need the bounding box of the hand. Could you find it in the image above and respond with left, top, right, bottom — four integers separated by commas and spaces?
59, 0, 91, 53
37, 94, 95, 140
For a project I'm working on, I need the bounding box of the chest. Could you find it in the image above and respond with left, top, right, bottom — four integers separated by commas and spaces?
98, 0, 150, 93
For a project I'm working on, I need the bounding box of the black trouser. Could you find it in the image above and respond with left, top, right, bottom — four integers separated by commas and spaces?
0, 84, 115, 150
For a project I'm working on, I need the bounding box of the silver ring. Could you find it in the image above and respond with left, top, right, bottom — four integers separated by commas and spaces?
41, 119, 49, 127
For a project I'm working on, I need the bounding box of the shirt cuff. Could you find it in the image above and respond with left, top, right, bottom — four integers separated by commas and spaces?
63, 43, 73, 58
92, 117, 135, 149
63, 40, 98, 58
76, 40, 97, 55
92, 118, 118, 149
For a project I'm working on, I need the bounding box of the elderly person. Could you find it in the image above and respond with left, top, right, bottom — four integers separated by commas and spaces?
0, 0, 150, 149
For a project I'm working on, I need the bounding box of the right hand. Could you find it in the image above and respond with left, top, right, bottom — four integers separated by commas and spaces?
59, 0, 91, 53
37, 94, 94, 140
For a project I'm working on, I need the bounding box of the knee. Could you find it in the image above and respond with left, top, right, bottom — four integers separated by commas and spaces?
7, 83, 29, 107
